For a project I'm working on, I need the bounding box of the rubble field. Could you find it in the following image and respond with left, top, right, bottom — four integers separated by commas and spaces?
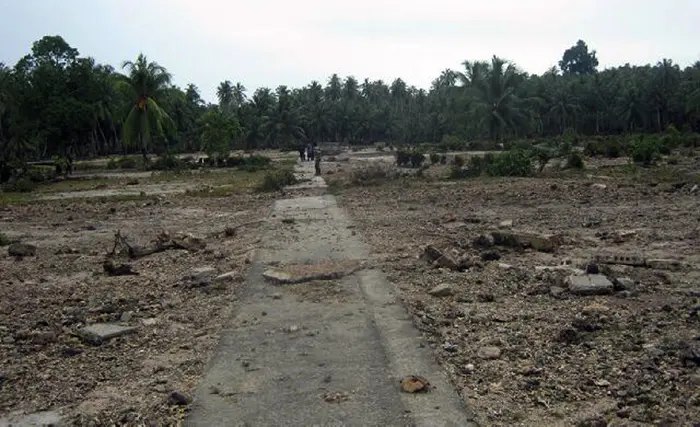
332, 159, 700, 426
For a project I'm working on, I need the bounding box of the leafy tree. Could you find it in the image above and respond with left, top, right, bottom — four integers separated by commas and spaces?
199, 108, 241, 161
559, 40, 599, 75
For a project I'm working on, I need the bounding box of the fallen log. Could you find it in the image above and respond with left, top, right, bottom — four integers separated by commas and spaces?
109, 230, 206, 259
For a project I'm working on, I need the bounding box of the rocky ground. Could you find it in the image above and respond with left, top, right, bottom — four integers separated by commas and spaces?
0, 176, 276, 425
332, 157, 700, 426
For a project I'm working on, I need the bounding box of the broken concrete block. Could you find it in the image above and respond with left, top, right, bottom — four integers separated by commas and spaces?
594, 252, 646, 267
491, 231, 560, 253
79, 323, 137, 344
566, 274, 614, 296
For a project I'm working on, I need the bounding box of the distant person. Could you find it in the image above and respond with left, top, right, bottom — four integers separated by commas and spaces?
314, 148, 321, 176
299, 146, 305, 162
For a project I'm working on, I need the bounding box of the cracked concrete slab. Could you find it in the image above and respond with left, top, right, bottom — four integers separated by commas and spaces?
186, 162, 474, 427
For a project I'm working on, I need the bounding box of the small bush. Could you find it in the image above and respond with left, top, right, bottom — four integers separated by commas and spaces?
350, 163, 396, 186
106, 158, 118, 170
453, 155, 465, 168
149, 154, 188, 171
486, 150, 533, 177
26, 166, 56, 183
118, 157, 138, 170
439, 155, 447, 165
438, 135, 468, 151
530, 146, 554, 173
395, 148, 425, 168
631, 137, 660, 166
584, 141, 603, 157
3, 177, 36, 193
429, 153, 440, 164
0, 233, 12, 246
566, 151, 585, 169
604, 139, 623, 158
376, 143, 385, 152
258, 169, 297, 192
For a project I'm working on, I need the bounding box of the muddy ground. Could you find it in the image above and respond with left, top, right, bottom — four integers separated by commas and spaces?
330, 155, 700, 426
0, 168, 278, 425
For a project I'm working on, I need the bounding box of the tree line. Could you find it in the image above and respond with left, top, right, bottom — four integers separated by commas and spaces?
1, 35, 699, 181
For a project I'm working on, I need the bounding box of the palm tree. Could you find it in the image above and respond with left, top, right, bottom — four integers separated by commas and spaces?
117, 53, 173, 160
233, 82, 247, 108
470, 56, 528, 140
217, 80, 234, 109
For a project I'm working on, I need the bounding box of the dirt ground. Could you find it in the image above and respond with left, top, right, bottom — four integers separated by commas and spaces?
0, 171, 276, 425
330, 156, 700, 426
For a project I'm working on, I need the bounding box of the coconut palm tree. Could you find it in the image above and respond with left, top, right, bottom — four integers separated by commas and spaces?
117, 53, 173, 160
217, 80, 234, 109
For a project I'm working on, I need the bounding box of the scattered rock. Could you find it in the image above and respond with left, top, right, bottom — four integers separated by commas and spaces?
399, 375, 431, 393
271, 293, 282, 300
185, 266, 217, 286
322, 391, 350, 403
566, 274, 614, 296
585, 263, 600, 274
8, 243, 36, 257
480, 250, 501, 261
120, 311, 134, 322
690, 184, 698, 193
472, 234, 494, 249
492, 231, 560, 253
594, 252, 646, 267
79, 323, 137, 344
613, 277, 634, 291
142, 318, 158, 326
428, 283, 454, 297
463, 363, 475, 374
477, 346, 502, 360
167, 391, 192, 405
498, 263, 513, 270
213, 271, 240, 283
0, 411, 63, 427
103, 259, 138, 276
592, 183, 607, 189
549, 286, 566, 298
498, 219, 514, 229
646, 258, 685, 271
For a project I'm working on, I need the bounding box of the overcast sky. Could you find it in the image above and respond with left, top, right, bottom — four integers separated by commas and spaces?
1, 0, 699, 102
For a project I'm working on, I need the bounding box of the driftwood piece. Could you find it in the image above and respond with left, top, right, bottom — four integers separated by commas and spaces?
109, 230, 206, 260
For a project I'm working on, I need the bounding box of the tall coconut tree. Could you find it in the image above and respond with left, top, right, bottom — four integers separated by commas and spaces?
217, 80, 234, 110
117, 53, 174, 160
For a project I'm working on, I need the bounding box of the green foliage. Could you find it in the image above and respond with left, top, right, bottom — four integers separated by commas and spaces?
199, 109, 241, 160
2, 177, 36, 193
258, 169, 297, 192
149, 153, 189, 171
395, 148, 425, 168
429, 152, 441, 164
439, 155, 447, 165
486, 150, 533, 177
631, 136, 660, 166
530, 145, 555, 173
453, 155, 465, 168
566, 151, 585, 169
0, 233, 11, 246
225, 155, 272, 172
2, 34, 700, 175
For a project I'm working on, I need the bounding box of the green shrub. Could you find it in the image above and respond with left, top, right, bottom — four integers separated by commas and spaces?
439, 155, 447, 165
584, 140, 603, 157
486, 150, 533, 177
667, 156, 680, 165
118, 157, 138, 169
258, 169, 297, 192
530, 145, 554, 173
429, 153, 440, 164
438, 135, 468, 151
453, 155, 465, 168
350, 163, 396, 186
106, 158, 118, 170
26, 166, 56, 183
395, 148, 425, 168
3, 177, 36, 193
0, 233, 11, 246
631, 137, 660, 166
566, 151, 585, 169
149, 154, 189, 171
604, 139, 623, 158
